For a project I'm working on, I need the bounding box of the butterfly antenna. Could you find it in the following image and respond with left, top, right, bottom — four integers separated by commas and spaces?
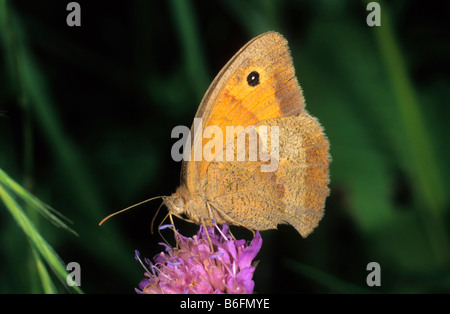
99, 196, 164, 226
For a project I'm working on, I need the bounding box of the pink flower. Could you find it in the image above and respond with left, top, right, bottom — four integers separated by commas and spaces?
135, 224, 262, 294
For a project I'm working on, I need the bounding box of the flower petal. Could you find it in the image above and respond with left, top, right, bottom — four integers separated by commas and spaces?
135, 224, 261, 294
237, 231, 262, 269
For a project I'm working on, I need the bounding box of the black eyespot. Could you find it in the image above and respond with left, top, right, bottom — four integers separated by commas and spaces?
247, 71, 260, 87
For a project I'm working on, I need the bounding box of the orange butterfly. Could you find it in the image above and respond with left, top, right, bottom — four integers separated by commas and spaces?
164, 31, 330, 237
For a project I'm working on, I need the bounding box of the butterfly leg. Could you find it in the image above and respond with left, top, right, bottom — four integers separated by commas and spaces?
200, 219, 215, 252
167, 213, 181, 249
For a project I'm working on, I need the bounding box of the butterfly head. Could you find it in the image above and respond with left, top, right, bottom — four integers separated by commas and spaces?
165, 185, 211, 225
164, 194, 186, 218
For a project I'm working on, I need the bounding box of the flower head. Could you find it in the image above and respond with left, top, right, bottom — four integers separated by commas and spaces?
135, 224, 262, 294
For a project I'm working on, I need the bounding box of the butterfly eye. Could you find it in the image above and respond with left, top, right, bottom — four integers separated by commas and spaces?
247, 71, 260, 87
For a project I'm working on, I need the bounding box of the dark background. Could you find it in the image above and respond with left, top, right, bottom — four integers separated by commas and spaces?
0, 0, 449, 293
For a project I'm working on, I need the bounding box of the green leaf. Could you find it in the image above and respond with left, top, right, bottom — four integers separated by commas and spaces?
284, 259, 372, 294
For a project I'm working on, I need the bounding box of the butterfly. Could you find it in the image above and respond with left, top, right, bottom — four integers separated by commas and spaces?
163, 31, 330, 237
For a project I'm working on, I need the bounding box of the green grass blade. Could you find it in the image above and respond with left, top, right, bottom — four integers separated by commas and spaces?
0, 183, 83, 294
0, 168, 78, 236
372, 1, 449, 264
170, 0, 210, 99
31, 247, 57, 294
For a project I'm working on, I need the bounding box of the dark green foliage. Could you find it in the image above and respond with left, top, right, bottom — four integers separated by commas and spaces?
0, 0, 449, 293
